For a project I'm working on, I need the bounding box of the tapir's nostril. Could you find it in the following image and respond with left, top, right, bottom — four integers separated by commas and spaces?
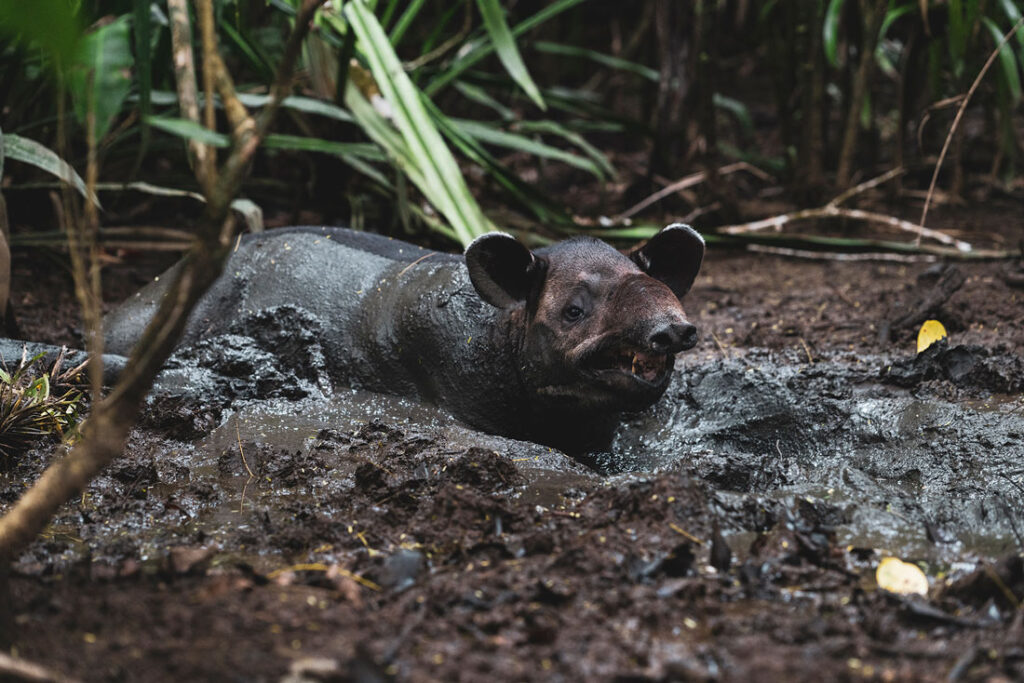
649, 322, 699, 353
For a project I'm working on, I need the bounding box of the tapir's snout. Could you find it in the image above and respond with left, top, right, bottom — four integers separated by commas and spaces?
649, 321, 698, 354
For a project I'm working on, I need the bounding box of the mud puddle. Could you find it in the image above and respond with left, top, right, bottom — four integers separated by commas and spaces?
28, 342, 1010, 577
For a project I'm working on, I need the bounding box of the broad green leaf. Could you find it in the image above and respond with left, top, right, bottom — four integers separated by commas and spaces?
824, 0, 847, 67
982, 16, 1022, 103
3, 133, 98, 207
345, 1, 494, 245
476, 0, 546, 110
425, 0, 591, 96
713, 94, 754, 135
0, 0, 82, 66
996, 0, 1024, 53
67, 15, 133, 142
146, 116, 230, 147
533, 41, 660, 82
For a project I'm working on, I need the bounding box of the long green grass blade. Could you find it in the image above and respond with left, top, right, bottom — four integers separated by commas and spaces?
532, 41, 659, 81
452, 119, 604, 179
823, 0, 846, 67
514, 120, 615, 178
476, 0, 546, 110
982, 16, 1022, 103
423, 101, 568, 224
389, 0, 428, 45
146, 116, 231, 147
132, 0, 153, 155
3, 133, 99, 207
425, 0, 591, 96
346, 1, 493, 245
263, 134, 386, 160
454, 80, 516, 120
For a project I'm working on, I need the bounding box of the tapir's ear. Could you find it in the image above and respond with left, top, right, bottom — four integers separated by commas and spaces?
465, 232, 545, 308
630, 223, 705, 299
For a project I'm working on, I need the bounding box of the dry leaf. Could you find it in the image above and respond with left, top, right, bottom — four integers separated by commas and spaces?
876, 557, 929, 596
916, 319, 947, 354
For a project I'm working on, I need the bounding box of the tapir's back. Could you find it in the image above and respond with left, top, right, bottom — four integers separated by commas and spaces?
104, 226, 459, 356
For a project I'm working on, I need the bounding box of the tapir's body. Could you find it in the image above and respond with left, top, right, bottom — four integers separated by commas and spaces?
105, 225, 704, 452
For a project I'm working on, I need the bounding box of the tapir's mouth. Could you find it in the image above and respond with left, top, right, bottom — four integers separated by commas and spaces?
585, 344, 674, 388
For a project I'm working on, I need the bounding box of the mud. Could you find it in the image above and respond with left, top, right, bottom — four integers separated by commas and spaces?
3, 246, 1024, 681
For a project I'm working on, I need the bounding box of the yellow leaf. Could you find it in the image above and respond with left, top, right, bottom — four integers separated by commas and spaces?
876, 557, 928, 596
916, 319, 947, 353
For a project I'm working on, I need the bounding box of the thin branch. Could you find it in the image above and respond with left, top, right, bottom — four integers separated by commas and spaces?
167, 0, 213, 192
616, 162, 772, 221
919, 16, 1024, 244
827, 167, 905, 208
747, 244, 936, 263
0, 652, 81, 683
718, 204, 972, 252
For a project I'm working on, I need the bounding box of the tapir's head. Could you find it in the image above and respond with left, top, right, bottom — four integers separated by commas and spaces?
465, 224, 704, 415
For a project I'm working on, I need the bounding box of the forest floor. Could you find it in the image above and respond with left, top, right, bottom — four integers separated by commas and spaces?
2, 192, 1024, 682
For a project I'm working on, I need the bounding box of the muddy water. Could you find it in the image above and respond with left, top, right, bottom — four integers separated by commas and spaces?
140, 343, 1023, 571
16, 340, 1021, 575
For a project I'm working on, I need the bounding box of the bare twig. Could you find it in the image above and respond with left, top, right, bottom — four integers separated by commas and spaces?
919, 16, 1024, 244
0, 652, 81, 683
747, 244, 936, 263
617, 162, 771, 221
718, 204, 972, 251
827, 167, 905, 208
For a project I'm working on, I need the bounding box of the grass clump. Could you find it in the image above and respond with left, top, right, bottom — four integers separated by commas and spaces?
0, 348, 86, 468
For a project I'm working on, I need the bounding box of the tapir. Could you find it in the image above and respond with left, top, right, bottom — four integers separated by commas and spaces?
105, 225, 704, 452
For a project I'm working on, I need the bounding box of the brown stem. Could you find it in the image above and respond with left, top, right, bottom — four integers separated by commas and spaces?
836, 0, 887, 188
167, 0, 213, 193
0, 0, 327, 568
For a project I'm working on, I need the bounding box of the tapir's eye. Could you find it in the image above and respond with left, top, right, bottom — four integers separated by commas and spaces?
563, 304, 585, 323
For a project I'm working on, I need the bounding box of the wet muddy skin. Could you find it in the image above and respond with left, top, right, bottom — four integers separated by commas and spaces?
4, 249, 1024, 681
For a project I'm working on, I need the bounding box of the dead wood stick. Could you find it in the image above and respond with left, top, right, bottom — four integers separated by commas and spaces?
718, 204, 972, 252
0, 652, 81, 683
617, 162, 771, 221
827, 166, 905, 208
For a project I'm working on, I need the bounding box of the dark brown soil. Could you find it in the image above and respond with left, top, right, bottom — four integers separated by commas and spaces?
2, 201, 1024, 682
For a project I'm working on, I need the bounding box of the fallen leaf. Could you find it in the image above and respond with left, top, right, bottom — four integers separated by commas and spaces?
876, 557, 929, 596
916, 319, 947, 353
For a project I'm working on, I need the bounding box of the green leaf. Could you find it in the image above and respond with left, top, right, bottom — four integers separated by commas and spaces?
264, 134, 385, 160
146, 116, 230, 147
713, 94, 754, 135
454, 80, 517, 120
345, 0, 494, 245
0, 0, 83, 66
3, 133, 98, 207
451, 119, 604, 179
475, 0, 546, 110
67, 15, 133, 142
425, 0, 591, 96
389, 0, 428, 46
949, 0, 967, 68
982, 16, 1022, 103
514, 120, 616, 178
532, 41, 660, 81
824, 0, 847, 67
